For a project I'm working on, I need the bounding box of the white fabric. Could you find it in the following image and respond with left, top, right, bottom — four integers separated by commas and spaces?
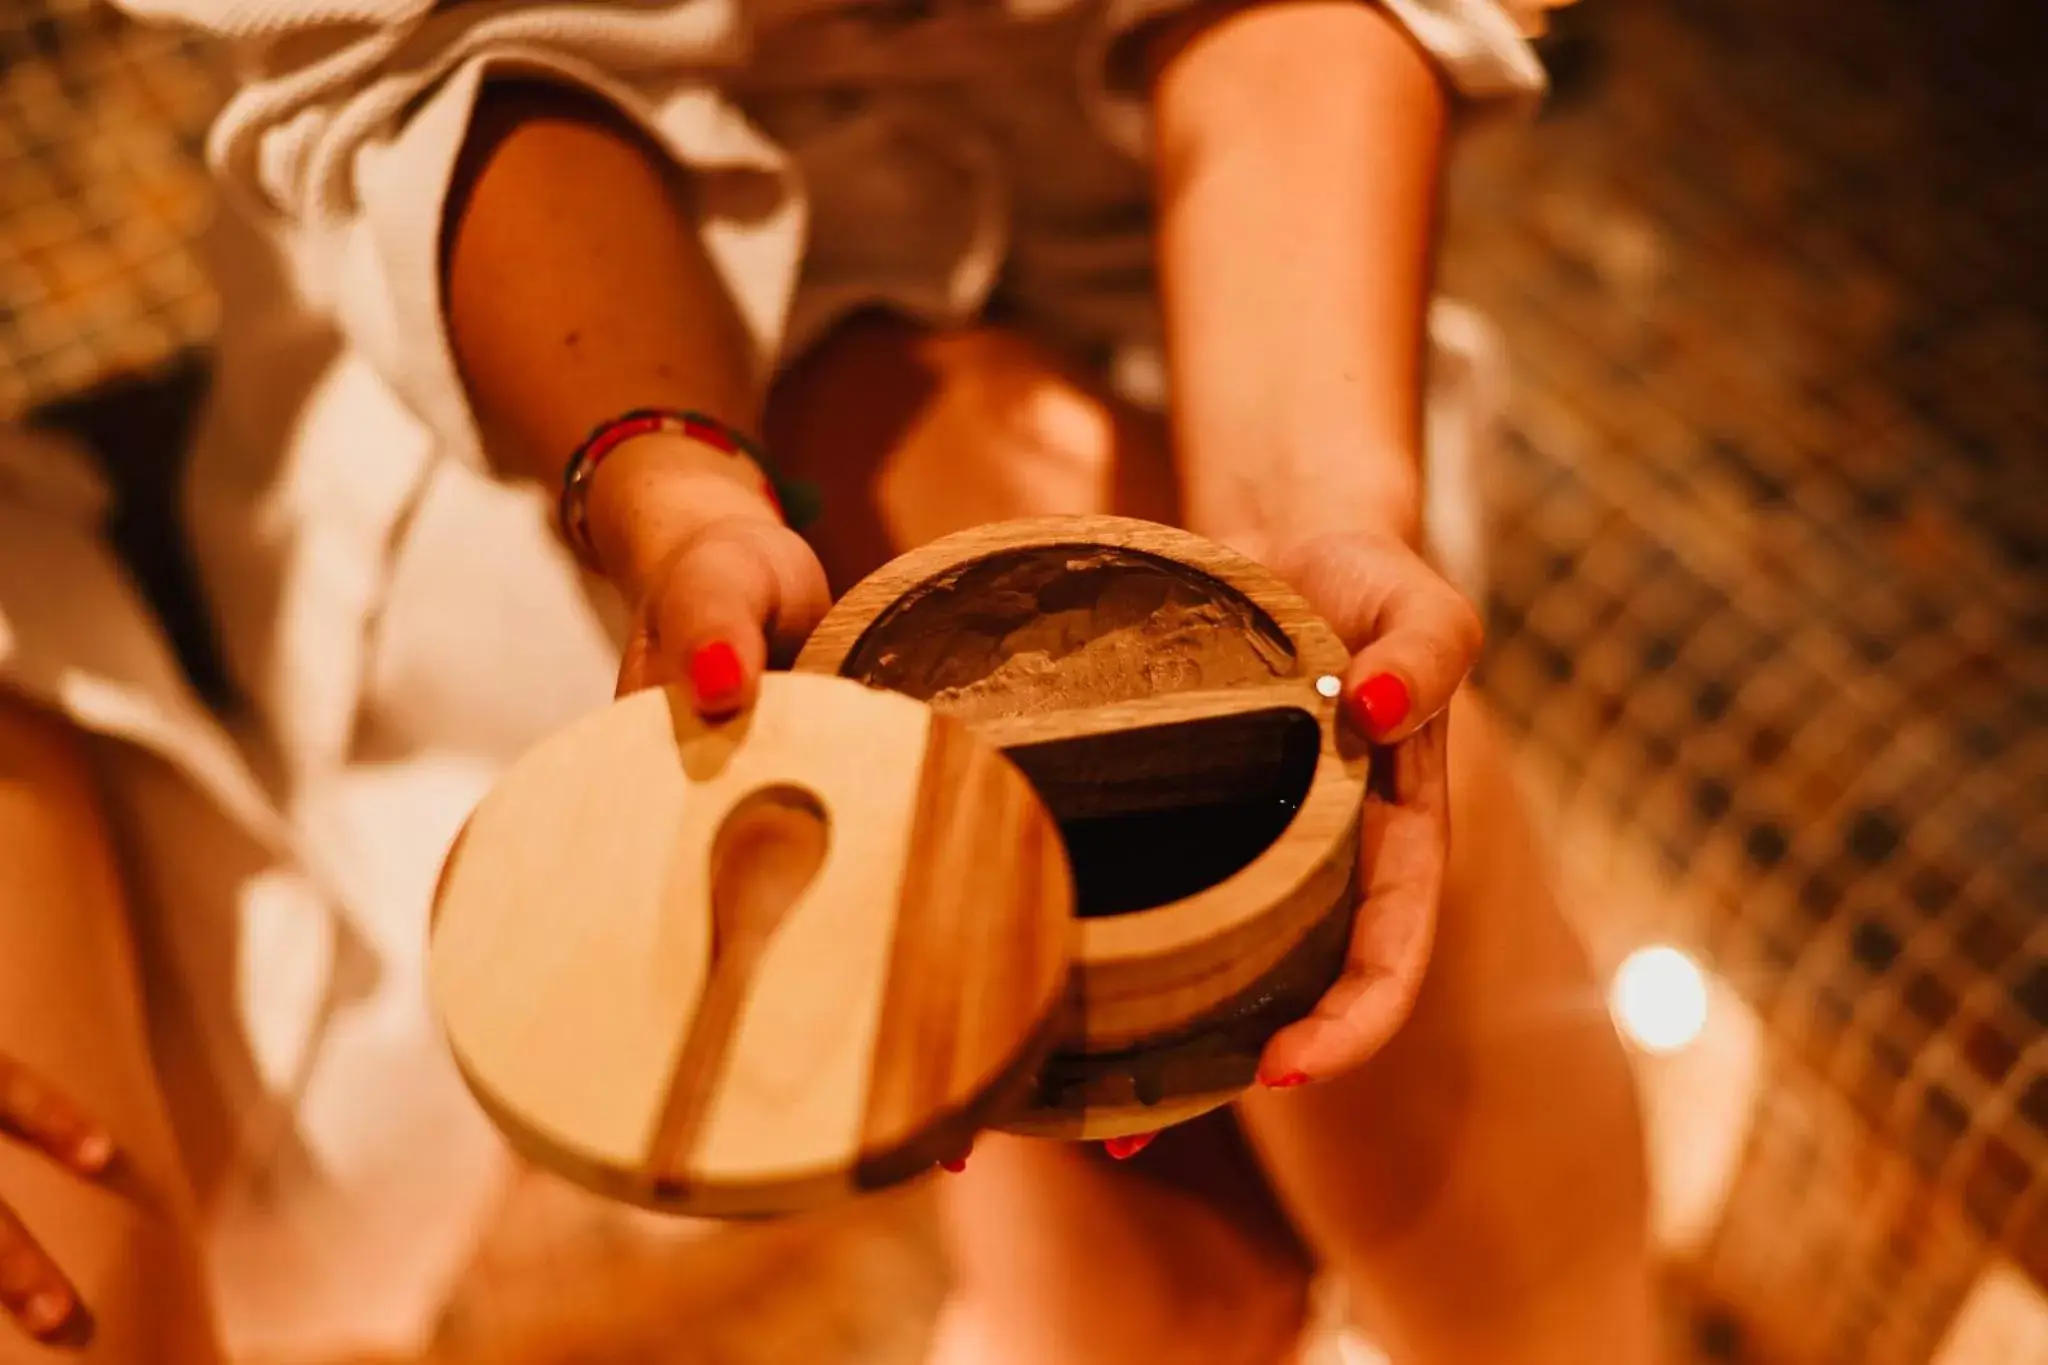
1, 0, 1559, 1356
1083, 0, 1561, 157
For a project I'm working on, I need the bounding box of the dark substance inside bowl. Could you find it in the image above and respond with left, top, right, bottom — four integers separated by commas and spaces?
840, 545, 1318, 916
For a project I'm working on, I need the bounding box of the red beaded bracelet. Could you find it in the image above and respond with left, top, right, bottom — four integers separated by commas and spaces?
556, 408, 821, 570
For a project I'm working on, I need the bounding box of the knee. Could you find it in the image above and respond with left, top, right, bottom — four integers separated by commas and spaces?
927, 333, 1125, 496
876, 330, 1136, 537
953, 339, 1117, 473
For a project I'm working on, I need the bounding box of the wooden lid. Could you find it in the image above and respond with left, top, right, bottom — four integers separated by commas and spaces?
428, 673, 1075, 1218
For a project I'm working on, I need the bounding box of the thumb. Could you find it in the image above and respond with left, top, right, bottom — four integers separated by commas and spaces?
623, 518, 831, 717
1282, 541, 1483, 745
1340, 577, 1481, 745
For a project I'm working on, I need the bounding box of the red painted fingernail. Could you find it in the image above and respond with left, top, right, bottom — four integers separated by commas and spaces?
1103, 1132, 1157, 1161
689, 641, 745, 709
1260, 1070, 1311, 1090
1349, 673, 1412, 737
939, 1155, 967, 1173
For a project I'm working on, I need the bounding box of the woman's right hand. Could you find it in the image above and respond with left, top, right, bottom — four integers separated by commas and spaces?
586, 434, 833, 713
0, 1052, 115, 1342
613, 514, 834, 711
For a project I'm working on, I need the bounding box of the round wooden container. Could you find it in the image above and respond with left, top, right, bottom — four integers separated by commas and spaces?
428, 515, 1365, 1218
794, 515, 1368, 1140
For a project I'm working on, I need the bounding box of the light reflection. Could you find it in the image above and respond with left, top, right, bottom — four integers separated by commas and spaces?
1610, 945, 1710, 1054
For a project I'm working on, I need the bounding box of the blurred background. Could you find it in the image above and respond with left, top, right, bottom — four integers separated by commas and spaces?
3, 0, 2042, 1362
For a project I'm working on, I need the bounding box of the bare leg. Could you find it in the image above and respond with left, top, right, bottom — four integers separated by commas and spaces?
1238, 695, 1662, 1365
766, 312, 1657, 1365
764, 311, 1181, 595
772, 313, 1313, 1365
0, 693, 222, 1361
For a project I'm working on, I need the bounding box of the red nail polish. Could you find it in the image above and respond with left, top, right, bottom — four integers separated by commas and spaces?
1349, 673, 1411, 737
939, 1155, 967, 1173
689, 641, 745, 708
1260, 1070, 1311, 1090
1103, 1132, 1156, 1161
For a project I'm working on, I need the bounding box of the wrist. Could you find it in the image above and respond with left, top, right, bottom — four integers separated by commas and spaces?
580, 433, 786, 593
1310, 451, 1424, 546
1187, 438, 1423, 565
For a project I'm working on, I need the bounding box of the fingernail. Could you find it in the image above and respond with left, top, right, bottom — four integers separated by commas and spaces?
1103, 1132, 1156, 1161
1259, 1070, 1311, 1090
937, 1137, 973, 1173
24, 1290, 72, 1335
1349, 673, 1411, 737
688, 641, 745, 709
73, 1131, 114, 1172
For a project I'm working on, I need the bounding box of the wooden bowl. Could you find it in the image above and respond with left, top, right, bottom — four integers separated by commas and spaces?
794, 516, 1367, 1140
428, 515, 1365, 1217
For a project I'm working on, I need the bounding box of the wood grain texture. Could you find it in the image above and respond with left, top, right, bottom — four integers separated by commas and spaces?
429, 674, 1074, 1216
852, 715, 1075, 1182
794, 515, 1369, 1139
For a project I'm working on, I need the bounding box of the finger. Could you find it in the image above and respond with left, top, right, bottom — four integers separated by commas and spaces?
1338, 576, 1482, 745
755, 527, 835, 668
937, 1137, 974, 1174
0, 1057, 114, 1177
645, 521, 832, 717
1102, 1132, 1157, 1161
1256, 717, 1450, 1083
650, 534, 774, 716
1274, 538, 1482, 745
0, 1199, 79, 1342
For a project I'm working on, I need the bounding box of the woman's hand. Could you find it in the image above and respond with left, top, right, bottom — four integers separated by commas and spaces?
584, 435, 833, 712
1093, 527, 1481, 1164
0, 1052, 116, 1342
610, 513, 832, 710
1253, 528, 1482, 1085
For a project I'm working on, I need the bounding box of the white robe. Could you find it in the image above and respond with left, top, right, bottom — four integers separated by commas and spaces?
9, 0, 1554, 1355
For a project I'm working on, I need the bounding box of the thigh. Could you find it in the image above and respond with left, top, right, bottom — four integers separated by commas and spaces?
933, 1119, 1311, 1365
767, 314, 1657, 1364
0, 692, 221, 1361
1236, 694, 1660, 1364
766, 314, 1311, 1365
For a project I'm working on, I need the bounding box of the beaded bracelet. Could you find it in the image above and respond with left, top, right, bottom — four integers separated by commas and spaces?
556, 408, 822, 571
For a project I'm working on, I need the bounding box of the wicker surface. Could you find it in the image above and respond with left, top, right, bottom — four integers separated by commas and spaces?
1454, 0, 2045, 1313
1451, 2, 2046, 1357
0, 0, 224, 415
3, 0, 2043, 1362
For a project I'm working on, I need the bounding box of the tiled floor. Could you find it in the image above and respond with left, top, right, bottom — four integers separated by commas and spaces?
0, 0, 219, 414
4, 1, 2044, 1362
1451, 4, 2046, 1356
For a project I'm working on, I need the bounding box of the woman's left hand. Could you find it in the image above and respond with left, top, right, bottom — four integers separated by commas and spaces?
1251, 528, 1482, 1086
1093, 527, 1482, 1162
